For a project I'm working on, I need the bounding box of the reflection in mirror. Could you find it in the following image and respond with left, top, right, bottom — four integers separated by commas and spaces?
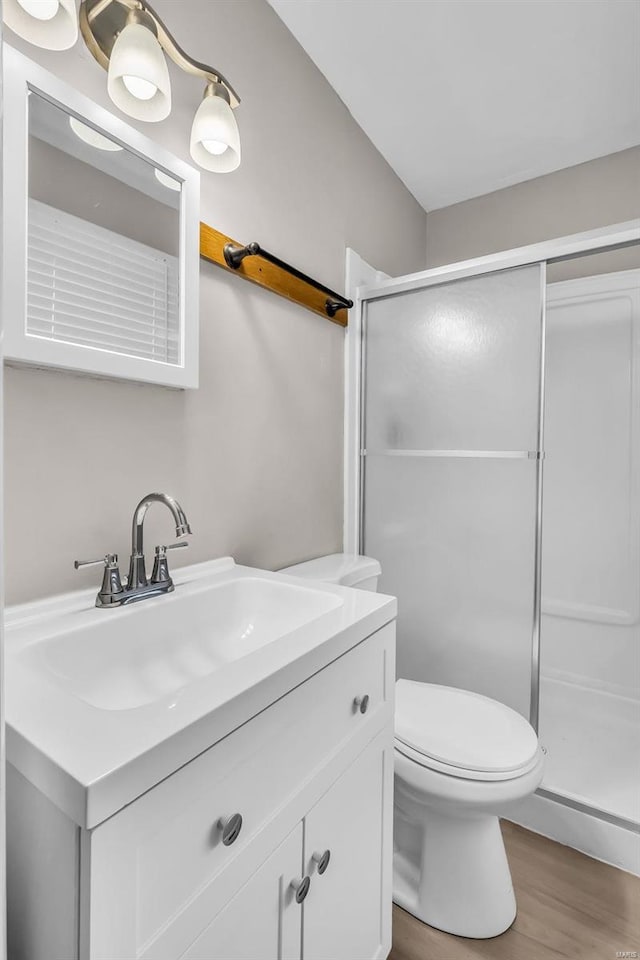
27, 91, 183, 365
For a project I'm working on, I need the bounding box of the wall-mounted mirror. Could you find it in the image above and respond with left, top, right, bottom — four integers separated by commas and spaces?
3, 45, 200, 388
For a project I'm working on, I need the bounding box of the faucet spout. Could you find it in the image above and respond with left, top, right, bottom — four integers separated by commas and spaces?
128, 493, 192, 590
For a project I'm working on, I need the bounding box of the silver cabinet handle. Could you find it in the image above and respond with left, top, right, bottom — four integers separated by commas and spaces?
290, 876, 311, 903
353, 694, 370, 714
217, 813, 243, 846
312, 849, 331, 875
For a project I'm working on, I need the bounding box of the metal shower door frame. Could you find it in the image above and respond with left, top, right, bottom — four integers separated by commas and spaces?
348, 219, 640, 831
357, 263, 546, 730
348, 219, 640, 731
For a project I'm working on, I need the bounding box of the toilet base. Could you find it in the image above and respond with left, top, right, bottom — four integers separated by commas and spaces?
393, 808, 517, 939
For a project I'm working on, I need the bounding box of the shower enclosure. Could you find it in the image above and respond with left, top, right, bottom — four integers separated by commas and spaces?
539, 266, 640, 829
351, 223, 640, 863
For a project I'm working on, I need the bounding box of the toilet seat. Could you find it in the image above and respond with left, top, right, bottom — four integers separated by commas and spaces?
395, 680, 539, 782
394, 738, 542, 781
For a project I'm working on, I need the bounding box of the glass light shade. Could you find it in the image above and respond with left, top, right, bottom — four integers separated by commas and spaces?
3, 0, 77, 50
17, 0, 58, 20
155, 168, 181, 191
190, 92, 241, 173
107, 22, 171, 123
69, 116, 123, 152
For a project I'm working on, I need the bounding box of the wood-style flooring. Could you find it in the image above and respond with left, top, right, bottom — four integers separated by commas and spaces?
390, 820, 640, 960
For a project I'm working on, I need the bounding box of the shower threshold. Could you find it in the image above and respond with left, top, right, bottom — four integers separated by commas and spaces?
538, 676, 640, 827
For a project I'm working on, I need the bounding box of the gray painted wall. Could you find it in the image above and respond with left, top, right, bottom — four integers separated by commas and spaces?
30, 138, 179, 255
3, 0, 426, 604
425, 146, 640, 281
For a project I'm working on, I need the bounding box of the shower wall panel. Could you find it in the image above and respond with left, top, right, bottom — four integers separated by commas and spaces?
538, 268, 640, 825
541, 269, 640, 698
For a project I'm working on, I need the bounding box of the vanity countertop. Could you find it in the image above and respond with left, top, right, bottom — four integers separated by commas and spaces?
5, 558, 396, 829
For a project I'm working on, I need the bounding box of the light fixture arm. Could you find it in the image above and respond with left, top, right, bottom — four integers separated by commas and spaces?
79, 0, 241, 107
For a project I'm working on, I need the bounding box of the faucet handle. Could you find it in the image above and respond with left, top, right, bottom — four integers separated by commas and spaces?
158, 541, 189, 554
151, 542, 188, 587
74, 555, 124, 608
74, 554, 119, 570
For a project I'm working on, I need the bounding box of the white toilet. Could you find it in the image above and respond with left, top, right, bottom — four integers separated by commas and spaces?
281, 553, 545, 940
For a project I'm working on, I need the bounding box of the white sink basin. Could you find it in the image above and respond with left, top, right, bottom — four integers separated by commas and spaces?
30, 575, 342, 711
5, 557, 396, 828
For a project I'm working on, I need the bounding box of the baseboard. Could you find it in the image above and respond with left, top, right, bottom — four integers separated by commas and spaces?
505, 791, 640, 877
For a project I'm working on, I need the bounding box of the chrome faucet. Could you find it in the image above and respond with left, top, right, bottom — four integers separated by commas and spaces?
75, 493, 192, 608
127, 493, 192, 591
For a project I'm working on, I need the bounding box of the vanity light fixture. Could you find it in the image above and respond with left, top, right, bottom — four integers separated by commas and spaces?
79, 0, 241, 170
3, 0, 243, 171
3, 0, 78, 50
69, 115, 124, 151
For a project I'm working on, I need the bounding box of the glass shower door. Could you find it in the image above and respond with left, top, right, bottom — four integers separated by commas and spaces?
362, 265, 545, 719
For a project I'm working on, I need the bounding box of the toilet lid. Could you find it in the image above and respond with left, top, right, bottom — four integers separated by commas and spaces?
395, 680, 539, 775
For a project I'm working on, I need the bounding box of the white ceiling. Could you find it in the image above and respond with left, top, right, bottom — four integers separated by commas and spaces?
267, 0, 640, 211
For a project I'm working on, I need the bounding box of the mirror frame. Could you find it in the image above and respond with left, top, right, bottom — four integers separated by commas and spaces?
2, 44, 200, 389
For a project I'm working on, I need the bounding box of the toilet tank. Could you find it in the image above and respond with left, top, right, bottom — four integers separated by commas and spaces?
280, 553, 381, 592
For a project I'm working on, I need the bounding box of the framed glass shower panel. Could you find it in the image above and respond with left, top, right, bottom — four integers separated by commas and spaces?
362, 264, 545, 720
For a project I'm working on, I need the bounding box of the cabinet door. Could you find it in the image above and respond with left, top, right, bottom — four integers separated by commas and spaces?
303, 732, 393, 960
181, 824, 303, 960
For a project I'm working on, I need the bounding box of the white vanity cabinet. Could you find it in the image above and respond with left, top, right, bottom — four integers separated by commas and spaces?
183, 731, 390, 960
8, 621, 395, 960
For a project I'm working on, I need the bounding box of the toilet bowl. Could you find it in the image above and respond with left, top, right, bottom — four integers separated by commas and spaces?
280, 554, 545, 939
394, 679, 544, 937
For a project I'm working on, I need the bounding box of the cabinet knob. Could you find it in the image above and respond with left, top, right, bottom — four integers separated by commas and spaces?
312, 849, 331, 875
217, 813, 243, 846
290, 875, 311, 904
353, 694, 370, 714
